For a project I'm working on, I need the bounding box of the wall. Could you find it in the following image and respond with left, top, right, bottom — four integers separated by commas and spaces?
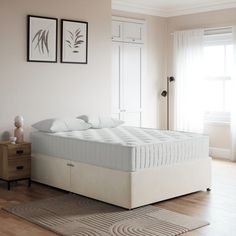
112, 10, 168, 129
1, 0, 234, 158
0, 0, 112, 140
167, 8, 236, 158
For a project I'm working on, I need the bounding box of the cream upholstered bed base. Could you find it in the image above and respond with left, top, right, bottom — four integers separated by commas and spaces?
31, 154, 211, 209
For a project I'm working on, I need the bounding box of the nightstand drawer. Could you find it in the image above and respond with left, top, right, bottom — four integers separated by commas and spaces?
7, 145, 31, 158
8, 157, 31, 180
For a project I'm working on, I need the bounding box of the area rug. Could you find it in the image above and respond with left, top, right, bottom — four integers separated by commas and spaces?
3, 194, 209, 236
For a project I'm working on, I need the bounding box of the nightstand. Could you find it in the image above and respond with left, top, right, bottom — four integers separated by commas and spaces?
0, 142, 31, 190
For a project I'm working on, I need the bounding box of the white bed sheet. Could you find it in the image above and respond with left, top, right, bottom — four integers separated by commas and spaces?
30, 126, 209, 172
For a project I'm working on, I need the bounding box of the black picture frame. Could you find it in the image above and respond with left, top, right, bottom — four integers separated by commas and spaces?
27, 15, 58, 63
61, 19, 88, 64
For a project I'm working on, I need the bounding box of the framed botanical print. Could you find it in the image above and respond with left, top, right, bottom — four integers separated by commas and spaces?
27, 15, 58, 63
61, 19, 88, 64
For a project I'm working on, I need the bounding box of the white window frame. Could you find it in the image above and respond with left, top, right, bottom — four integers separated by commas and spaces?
203, 28, 233, 124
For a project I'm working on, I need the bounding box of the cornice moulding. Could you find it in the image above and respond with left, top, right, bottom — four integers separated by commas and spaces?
112, 0, 236, 17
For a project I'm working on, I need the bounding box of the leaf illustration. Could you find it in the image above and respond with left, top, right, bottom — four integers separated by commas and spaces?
32, 29, 43, 43
45, 31, 49, 54
41, 31, 46, 54
65, 27, 84, 54
32, 29, 50, 55
68, 31, 74, 40
66, 40, 71, 45
35, 36, 41, 53
76, 35, 83, 38
75, 40, 84, 45
75, 29, 81, 34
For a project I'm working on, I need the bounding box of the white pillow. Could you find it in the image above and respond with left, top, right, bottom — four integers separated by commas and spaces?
32, 119, 68, 133
64, 118, 91, 131
32, 118, 91, 133
78, 115, 124, 128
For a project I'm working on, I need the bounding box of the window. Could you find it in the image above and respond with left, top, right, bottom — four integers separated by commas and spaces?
203, 30, 233, 122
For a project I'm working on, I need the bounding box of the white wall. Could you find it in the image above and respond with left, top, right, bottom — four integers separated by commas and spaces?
112, 10, 168, 129
0, 0, 112, 140
1, 0, 234, 159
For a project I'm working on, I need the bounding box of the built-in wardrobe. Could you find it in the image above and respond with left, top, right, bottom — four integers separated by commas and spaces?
112, 17, 145, 127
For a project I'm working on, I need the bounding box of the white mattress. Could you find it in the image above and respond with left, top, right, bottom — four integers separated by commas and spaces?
30, 126, 209, 172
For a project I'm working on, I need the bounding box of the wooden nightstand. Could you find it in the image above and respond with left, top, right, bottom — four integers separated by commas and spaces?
0, 142, 31, 190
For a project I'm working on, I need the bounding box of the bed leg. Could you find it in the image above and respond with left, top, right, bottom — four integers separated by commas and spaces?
206, 188, 211, 191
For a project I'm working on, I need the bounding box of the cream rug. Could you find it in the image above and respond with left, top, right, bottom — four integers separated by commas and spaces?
4, 194, 209, 236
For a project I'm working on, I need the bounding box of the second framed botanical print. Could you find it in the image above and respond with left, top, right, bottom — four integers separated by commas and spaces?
61, 19, 88, 64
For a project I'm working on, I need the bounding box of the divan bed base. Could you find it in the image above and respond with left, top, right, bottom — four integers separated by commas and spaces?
31, 153, 211, 209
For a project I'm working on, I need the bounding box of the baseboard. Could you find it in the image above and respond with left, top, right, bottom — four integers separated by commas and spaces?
209, 147, 231, 160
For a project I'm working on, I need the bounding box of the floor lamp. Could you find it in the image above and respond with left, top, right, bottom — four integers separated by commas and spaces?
161, 76, 175, 130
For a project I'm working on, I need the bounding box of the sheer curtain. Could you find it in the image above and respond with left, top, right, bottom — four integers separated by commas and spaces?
173, 29, 205, 133
231, 26, 236, 161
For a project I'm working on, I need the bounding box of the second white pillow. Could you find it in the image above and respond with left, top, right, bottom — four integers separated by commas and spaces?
64, 118, 91, 131
78, 115, 124, 129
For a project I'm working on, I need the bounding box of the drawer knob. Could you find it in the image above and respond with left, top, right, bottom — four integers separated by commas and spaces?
16, 150, 24, 155
16, 166, 24, 170
67, 163, 74, 167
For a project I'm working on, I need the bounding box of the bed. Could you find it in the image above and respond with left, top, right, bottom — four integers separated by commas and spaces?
30, 126, 211, 209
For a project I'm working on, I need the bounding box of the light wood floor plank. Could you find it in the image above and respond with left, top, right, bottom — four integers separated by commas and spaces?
0, 159, 235, 235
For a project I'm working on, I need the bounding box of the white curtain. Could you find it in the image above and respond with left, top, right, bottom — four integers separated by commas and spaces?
231, 26, 236, 161
173, 29, 205, 133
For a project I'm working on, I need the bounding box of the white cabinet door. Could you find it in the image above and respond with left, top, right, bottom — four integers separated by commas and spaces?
122, 43, 143, 126
112, 21, 123, 42
112, 42, 143, 126
31, 155, 71, 191
112, 21, 144, 44
112, 18, 145, 127
122, 113, 142, 127
123, 22, 144, 44
112, 42, 122, 120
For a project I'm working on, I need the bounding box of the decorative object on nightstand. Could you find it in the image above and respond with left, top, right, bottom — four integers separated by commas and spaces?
10, 137, 17, 144
14, 115, 24, 143
0, 142, 31, 190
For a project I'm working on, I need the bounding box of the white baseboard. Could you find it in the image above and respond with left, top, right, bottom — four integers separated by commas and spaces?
209, 147, 231, 160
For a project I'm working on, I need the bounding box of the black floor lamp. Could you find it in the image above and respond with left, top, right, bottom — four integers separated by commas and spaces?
161, 76, 175, 130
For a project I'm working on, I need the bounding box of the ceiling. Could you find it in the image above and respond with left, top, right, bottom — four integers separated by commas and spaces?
112, 0, 236, 17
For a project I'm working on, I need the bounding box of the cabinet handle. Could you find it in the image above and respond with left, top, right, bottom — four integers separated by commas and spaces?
67, 163, 75, 167
16, 166, 24, 170
120, 109, 126, 112
16, 150, 24, 155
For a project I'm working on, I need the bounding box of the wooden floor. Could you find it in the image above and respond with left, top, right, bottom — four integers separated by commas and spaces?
0, 159, 236, 236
